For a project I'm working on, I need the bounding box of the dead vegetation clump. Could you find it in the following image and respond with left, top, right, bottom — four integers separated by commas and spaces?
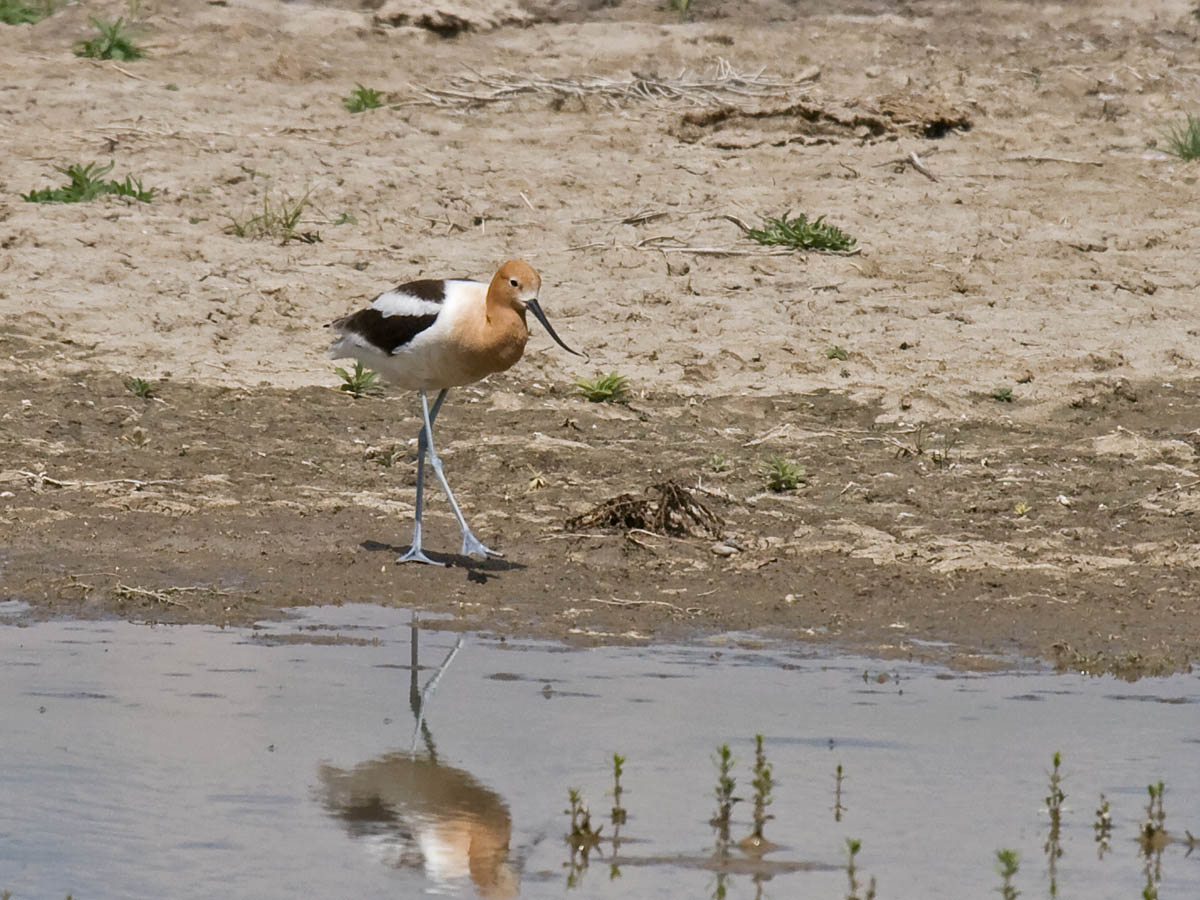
566, 480, 723, 537
399, 58, 819, 109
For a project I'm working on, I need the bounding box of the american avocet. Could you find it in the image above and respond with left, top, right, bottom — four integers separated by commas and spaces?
328, 259, 581, 565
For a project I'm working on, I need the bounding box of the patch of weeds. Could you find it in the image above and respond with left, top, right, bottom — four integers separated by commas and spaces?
335, 361, 382, 398
1013, 501, 1032, 517
995, 849, 1019, 900
164, 82, 179, 91
75, 16, 144, 60
575, 371, 629, 403
22, 161, 155, 204
992, 386, 1014, 403
745, 212, 856, 252
343, 83, 383, 113
669, 0, 692, 21
764, 455, 805, 492
0, 0, 52, 25
123, 376, 155, 399
225, 191, 320, 244
827, 344, 849, 361
333, 211, 357, 225
1162, 113, 1200, 161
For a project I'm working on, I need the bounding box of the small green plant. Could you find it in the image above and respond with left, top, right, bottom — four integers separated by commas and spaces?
23, 161, 155, 204
844, 838, 876, 900
992, 386, 1014, 403
708, 453, 730, 473
225, 191, 319, 244
1013, 501, 1032, 517
669, 0, 692, 21
1163, 113, 1200, 161
764, 455, 805, 492
995, 848, 1020, 900
575, 372, 629, 403
610, 753, 627, 825
0, 0, 50, 25
335, 361, 381, 398
124, 376, 155, 399
1044, 752, 1065, 897
827, 345, 849, 361
75, 16, 144, 60
746, 212, 856, 252
748, 734, 775, 842
834, 763, 846, 822
710, 743, 739, 835
343, 83, 383, 113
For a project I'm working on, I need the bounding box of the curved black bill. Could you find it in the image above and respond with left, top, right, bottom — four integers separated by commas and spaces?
527, 298, 585, 357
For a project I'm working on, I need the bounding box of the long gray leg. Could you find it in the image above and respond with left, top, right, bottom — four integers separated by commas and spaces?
418, 391, 503, 560
397, 390, 450, 565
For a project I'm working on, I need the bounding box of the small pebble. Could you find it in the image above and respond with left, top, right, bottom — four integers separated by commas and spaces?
711, 543, 738, 557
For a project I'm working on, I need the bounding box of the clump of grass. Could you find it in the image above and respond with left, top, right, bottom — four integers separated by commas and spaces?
669, 0, 692, 21
995, 849, 1020, 900
1162, 113, 1200, 161
123, 376, 155, 399
225, 192, 320, 244
1013, 501, 1032, 517
0, 0, 52, 25
22, 161, 155, 204
764, 455, 805, 492
992, 386, 1014, 403
343, 83, 383, 113
827, 345, 849, 361
575, 372, 629, 403
335, 361, 382, 398
746, 212, 856, 252
75, 16, 143, 60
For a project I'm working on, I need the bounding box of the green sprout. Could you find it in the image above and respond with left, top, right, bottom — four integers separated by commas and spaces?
764, 455, 805, 492
335, 361, 382, 398
344, 84, 383, 113
575, 372, 629, 403
75, 16, 144, 60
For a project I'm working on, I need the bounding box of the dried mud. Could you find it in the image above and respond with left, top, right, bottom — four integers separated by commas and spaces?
3, 0, 1200, 675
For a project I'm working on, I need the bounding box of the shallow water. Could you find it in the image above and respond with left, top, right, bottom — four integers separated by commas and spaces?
1, 604, 1198, 899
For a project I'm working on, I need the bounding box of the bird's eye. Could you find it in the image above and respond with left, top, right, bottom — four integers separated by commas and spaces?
509, 278, 519, 287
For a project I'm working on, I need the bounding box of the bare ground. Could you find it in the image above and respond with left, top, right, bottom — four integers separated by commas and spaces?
3, 0, 1200, 675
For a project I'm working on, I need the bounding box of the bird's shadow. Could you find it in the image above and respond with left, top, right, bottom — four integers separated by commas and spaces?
361, 540, 526, 584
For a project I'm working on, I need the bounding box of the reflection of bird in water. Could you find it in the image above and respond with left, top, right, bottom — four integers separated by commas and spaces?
317, 617, 517, 898
318, 753, 518, 899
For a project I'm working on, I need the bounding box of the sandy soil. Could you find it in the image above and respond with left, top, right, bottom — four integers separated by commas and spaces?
2, 0, 1199, 675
